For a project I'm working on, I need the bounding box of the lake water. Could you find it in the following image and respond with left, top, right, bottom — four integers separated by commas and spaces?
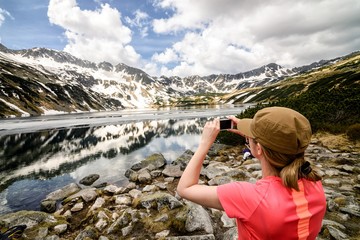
0, 104, 251, 214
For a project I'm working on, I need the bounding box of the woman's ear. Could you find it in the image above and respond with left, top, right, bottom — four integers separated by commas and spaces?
256, 142, 263, 156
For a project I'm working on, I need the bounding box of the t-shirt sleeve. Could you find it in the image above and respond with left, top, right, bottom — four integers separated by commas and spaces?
217, 181, 267, 220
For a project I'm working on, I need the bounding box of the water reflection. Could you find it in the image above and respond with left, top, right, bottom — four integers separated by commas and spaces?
0, 118, 205, 214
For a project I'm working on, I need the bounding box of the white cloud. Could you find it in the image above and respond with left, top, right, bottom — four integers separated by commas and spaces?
151, 48, 178, 64
151, 0, 360, 77
47, 0, 140, 66
125, 10, 150, 38
0, 8, 13, 27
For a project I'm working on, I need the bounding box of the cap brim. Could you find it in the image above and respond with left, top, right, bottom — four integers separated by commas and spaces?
237, 118, 255, 138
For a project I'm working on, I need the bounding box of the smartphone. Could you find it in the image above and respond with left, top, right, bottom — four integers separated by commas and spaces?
220, 119, 233, 130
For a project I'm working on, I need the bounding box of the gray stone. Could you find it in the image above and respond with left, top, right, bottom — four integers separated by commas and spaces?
90, 197, 105, 211
40, 200, 57, 213
203, 162, 231, 179
45, 183, 81, 201
66, 188, 98, 203
166, 234, 215, 240
131, 153, 167, 170
45, 236, 60, 240
162, 164, 183, 177
139, 192, 183, 210
222, 227, 238, 240
71, 202, 84, 212
208, 176, 232, 186
142, 184, 157, 192
138, 168, 152, 183
79, 174, 100, 186
129, 189, 142, 199
107, 209, 132, 234
327, 225, 349, 240
53, 224, 67, 234
185, 201, 213, 234
171, 149, 194, 170
0, 210, 57, 229
37, 227, 49, 239
156, 229, 170, 238
74, 226, 98, 240
121, 225, 133, 236
125, 169, 138, 182
221, 212, 236, 228
115, 196, 132, 206
95, 218, 108, 231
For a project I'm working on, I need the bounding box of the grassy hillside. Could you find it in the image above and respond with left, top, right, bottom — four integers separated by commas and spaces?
219, 52, 360, 143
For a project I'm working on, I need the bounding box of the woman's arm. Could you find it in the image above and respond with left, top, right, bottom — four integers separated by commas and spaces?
176, 119, 224, 210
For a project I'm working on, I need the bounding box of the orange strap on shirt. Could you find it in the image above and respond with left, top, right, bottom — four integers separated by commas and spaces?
292, 181, 312, 240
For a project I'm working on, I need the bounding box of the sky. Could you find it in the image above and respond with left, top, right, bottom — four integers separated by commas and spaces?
0, 0, 359, 77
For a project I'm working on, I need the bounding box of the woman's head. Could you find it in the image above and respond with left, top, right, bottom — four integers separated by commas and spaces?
237, 107, 312, 155
237, 107, 321, 190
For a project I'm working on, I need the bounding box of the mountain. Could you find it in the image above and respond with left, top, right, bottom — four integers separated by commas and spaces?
0, 43, 348, 117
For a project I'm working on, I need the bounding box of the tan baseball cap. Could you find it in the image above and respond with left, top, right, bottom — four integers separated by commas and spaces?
237, 107, 312, 155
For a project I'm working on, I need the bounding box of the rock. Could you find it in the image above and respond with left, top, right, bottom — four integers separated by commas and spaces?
90, 197, 105, 212
155, 229, 170, 238
121, 224, 133, 236
79, 174, 100, 186
125, 169, 138, 182
94, 182, 108, 188
138, 192, 183, 210
3, 142, 360, 240
208, 176, 232, 186
166, 235, 215, 240
185, 201, 213, 234
95, 218, 108, 231
208, 143, 229, 156
129, 189, 142, 199
202, 162, 231, 179
65, 188, 98, 203
162, 164, 183, 177
115, 196, 132, 206
45, 236, 60, 240
45, 183, 81, 201
138, 168, 152, 183
326, 225, 349, 240
131, 153, 167, 171
223, 227, 238, 240
37, 227, 49, 239
221, 212, 236, 228
53, 224, 67, 234
142, 184, 158, 192
0, 210, 57, 229
74, 226, 98, 240
172, 149, 194, 170
40, 200, 57, 213
71, 202, 84, 212
107, 209, 132, 234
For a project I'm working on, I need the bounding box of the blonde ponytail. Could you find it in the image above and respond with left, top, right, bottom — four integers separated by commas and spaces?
260, 144, 322, 191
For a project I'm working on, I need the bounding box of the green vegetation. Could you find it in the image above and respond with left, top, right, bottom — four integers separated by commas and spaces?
218, 53, 360, 144
346, 124, 360, 141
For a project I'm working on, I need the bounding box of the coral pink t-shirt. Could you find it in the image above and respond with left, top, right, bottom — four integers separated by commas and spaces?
217, 176, 326, 240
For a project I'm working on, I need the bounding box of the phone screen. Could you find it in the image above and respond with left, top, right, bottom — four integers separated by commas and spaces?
220, 119, 232, 130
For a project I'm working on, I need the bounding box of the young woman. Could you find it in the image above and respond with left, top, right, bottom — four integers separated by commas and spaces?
177, 107, 326, 239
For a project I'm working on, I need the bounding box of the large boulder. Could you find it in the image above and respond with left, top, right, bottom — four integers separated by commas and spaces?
131, 153, 167, 171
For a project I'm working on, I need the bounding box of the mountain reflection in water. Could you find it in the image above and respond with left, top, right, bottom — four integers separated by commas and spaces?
0, 105, 250, 214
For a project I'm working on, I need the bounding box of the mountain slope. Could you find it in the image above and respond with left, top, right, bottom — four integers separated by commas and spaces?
225, 51, 360, 133
0, 43, 352, 117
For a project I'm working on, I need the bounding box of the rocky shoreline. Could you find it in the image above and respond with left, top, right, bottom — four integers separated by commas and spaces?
0, 136, 359, 240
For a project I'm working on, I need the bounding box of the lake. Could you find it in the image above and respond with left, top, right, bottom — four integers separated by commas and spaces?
0, 104, 251, 214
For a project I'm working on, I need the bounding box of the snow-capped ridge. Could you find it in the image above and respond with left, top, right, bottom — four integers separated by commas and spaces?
0, 43, 351, 117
